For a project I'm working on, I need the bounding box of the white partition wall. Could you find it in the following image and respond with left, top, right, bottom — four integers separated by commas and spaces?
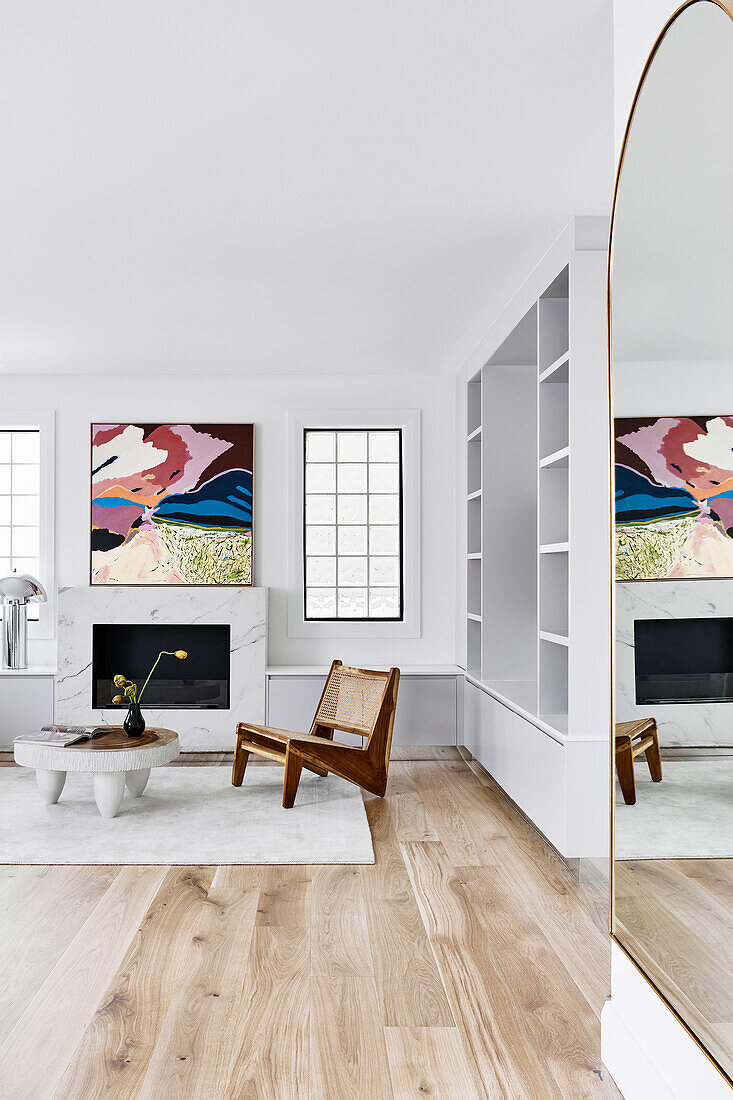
458, 217, 610, 859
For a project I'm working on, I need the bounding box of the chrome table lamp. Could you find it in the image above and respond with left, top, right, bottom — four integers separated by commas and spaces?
0, 573, 47, 669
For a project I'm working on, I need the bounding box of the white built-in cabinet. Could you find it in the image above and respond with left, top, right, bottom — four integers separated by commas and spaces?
459, 217, 610, 859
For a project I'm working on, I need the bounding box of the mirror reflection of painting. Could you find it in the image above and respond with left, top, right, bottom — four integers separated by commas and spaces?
615, 415, 733, 579
91, 423, 254, 585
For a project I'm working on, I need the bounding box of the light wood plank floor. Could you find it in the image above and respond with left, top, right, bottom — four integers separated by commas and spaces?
0, 754, 619, 1099
615, 857, 733, 1083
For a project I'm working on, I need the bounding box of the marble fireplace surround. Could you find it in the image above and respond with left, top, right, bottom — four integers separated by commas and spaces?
616, 580, 733, 746
56, 586, 266, 750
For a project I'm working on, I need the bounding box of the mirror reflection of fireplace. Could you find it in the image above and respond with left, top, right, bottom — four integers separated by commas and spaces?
92, 624, 231, 709
634, 617, 733, 705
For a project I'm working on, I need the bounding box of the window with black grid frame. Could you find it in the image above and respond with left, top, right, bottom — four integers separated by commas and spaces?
303, 428, 403, 621
0, 428, 42, 619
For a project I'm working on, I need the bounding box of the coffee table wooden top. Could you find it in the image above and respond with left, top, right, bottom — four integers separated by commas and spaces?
65, 727, 177, 751
14, 726, 180, 773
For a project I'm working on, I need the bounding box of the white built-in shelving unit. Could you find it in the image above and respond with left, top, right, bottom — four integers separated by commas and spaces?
459, 217, 610, 859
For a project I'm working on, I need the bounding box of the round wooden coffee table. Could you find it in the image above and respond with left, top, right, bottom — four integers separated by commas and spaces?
13, 727, 180, 818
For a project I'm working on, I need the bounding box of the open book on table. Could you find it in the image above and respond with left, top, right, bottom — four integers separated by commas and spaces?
14, 725, 109, 748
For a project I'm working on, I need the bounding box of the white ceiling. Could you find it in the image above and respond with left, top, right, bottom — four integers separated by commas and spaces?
0, 1, 612, 376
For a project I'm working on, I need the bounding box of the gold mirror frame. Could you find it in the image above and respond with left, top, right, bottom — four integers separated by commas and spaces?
607, 0, 733, 1086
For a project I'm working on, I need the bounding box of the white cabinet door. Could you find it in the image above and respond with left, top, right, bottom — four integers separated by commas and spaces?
0, 676, 54, 748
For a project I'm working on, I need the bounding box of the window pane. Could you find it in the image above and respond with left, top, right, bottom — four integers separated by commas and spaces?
369, 587, 400, 617
338, 464, 367, 493
369, 495, 399, 524
306, 525, 336, 555
303, 426, 402, 621
306, 556, 336, 586
12, 432, 40, 463
369, 463, 399, 493
338, 526, 367, 555
306, 432, 335, 462
338, 588, 367, 617
306, 494, 335, 524
369, 431, 400, 462
306, 463, 336, 493
0, 467, 10, 494
370, 556, 400, 586
0, 528, 9, 556
12, 556, 39, 576
12, 465, 40, 494
338, 556, 367, 586
0, 557, 10, 576
14, 527, 39, 556
306, 588, 337, 617
0, 436, 10, 462
370, 526, 400, 555
337, 495, 367, 524
12, 496, 39, 526
0, 499, 9, 525
338, 432, 367, 462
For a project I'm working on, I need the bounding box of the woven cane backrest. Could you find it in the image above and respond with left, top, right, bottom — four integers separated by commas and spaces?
315, 664, 389, 735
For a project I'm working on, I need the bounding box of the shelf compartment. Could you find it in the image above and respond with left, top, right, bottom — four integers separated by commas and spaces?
467, 618, 482, 679
467, 436, 481, 496
540, 551, 568, 636
467, 495, 481, 555
467, 378, 482, 436
538, 291, 569, 371
539, 638, 568, 718
539, 465, 569, 545
539, 380, 568, 459
467, 557, 481, 617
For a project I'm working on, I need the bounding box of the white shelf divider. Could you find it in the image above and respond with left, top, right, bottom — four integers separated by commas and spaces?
539, 445, 570, 468
539, 541, 570, 554
467, 612, 482, 623
539, 352, 569, 383
467, 425, 482, 442
539, 629, 570, 646
467, 488, 482, 501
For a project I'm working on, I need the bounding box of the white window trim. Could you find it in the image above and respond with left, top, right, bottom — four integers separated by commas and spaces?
0, 410, 55, 640
287, 409, 421, 639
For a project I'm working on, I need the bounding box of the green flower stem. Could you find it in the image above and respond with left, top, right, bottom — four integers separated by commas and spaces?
138, 650, 178, 703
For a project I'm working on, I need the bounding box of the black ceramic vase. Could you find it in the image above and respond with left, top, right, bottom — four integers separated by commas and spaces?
124, 701, 146, 737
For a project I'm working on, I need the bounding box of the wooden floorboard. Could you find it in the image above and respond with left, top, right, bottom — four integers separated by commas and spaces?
0, 758, 618, 1098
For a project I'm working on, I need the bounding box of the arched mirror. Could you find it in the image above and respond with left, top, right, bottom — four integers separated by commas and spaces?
610, 0, 733, 1084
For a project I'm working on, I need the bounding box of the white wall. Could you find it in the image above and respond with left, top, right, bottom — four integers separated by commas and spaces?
613, 0, 679, 158
0, 372, 455, 669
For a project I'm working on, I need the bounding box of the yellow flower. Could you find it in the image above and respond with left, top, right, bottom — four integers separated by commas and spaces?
113, 673, 126, 687
112, 694, 123, 704
175, 650, 187, 660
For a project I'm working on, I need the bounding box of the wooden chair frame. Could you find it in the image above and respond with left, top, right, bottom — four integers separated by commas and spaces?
232, 660, 400, 808
615, 718, 663, 805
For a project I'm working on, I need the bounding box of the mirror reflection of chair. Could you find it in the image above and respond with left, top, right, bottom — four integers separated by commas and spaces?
614, 718, 662, 805
232, 660, 400, 807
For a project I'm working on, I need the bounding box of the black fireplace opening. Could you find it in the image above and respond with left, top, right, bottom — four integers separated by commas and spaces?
92, 624, 231, 710
634, 617, 733, 705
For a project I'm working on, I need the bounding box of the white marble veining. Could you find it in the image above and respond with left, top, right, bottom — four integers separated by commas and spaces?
56, 586, 266, 750
616, 580, 733, 746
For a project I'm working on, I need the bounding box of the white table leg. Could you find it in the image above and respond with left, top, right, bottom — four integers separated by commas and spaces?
125, 767, 151, 798
93, 772, 126, 818
36, 769, 66, 805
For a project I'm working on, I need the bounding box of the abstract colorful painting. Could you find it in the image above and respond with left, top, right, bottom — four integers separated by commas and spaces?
615, 416, 733, 580
91, 424, 254, 585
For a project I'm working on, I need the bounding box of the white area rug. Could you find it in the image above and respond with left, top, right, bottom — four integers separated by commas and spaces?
0, 766, 374, 865
616, 759, 733, 859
